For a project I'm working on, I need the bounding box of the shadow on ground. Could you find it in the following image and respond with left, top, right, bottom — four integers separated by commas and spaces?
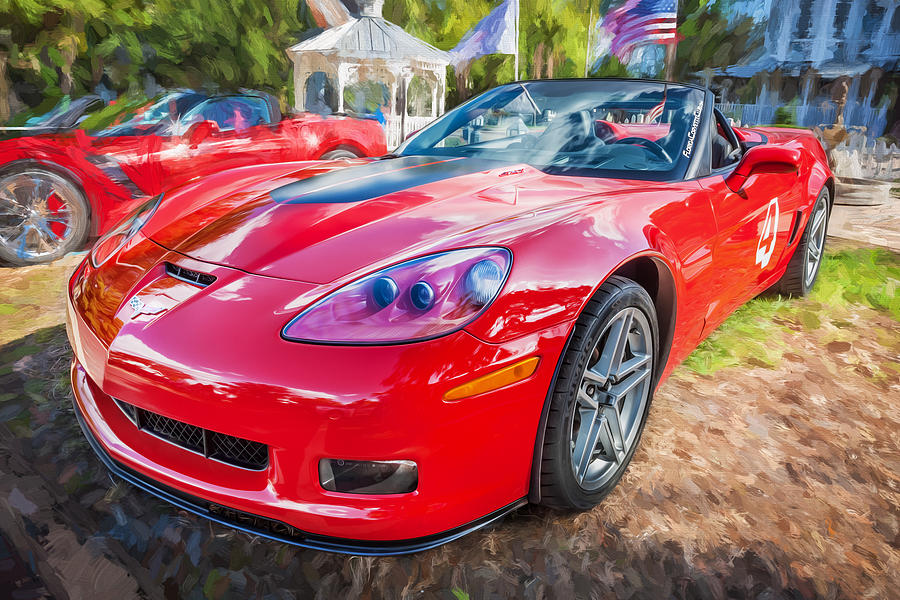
0, 246, 898, 599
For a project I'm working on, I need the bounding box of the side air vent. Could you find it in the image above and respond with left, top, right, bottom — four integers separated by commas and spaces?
165, 262, 216, 287
113, 399, 268, 471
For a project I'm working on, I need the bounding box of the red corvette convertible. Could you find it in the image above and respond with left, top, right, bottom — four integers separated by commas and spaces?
68, 79, 833, 554
0, 90, 386, 265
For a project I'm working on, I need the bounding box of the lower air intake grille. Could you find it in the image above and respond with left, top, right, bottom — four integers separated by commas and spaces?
165, 262, 216, 287
114, 399, 268, 470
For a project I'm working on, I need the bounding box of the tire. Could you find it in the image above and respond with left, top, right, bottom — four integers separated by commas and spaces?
539, 276, 658, 510
0, 165, 90, 266
776, 186, 830, 296
319, 148, 361, 160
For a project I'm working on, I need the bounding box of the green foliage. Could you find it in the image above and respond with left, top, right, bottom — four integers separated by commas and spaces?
0, 0, 766, 118
684, 247, 900, 375
1, 0, 306, 114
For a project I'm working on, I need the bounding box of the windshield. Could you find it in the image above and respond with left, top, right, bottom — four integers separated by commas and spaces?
397, 80, 706, 181
96, 92, 206, 137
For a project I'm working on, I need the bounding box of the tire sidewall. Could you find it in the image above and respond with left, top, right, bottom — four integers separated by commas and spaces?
800, 187, 831, 294
546, 279, 659, 509
0, 163, 90, 266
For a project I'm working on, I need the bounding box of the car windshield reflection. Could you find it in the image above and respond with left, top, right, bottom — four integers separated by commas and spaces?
397, 79, 706, 181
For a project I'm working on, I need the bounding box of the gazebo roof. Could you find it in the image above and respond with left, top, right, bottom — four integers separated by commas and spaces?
287, 15, 450, 65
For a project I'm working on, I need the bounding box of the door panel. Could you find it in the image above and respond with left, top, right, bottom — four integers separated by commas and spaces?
699, 170, 801, 332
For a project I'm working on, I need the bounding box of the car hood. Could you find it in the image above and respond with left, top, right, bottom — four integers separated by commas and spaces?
145, 155, 641, 284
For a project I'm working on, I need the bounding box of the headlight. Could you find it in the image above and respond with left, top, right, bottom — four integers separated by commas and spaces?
282, 247, 511, 344
90, 194, 161, 267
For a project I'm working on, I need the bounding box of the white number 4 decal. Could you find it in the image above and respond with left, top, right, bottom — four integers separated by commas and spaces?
755, 198, 779, 268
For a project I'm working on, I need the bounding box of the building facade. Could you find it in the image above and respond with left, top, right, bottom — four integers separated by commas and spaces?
712, 0, 899, 139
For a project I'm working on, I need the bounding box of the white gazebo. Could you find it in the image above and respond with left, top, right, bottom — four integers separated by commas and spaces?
287, 0, 449, 148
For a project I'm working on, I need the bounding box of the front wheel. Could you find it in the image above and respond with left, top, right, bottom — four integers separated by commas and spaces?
0, 166, 90, 266
539, 276, 657, 510
776, 186, 830, 296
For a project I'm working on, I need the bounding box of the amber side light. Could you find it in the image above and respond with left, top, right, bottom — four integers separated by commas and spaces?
444, 356, 541, 401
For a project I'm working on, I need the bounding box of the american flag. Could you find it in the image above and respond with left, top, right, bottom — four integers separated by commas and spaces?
602, 0, 678, 62
645, 97, 665, 123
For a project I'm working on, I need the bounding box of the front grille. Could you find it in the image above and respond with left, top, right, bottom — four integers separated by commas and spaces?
165, 262, 216, 287
114, 399, 268, 470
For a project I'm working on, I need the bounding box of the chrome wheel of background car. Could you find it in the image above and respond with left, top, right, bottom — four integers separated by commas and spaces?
319, 149, 361, 160
804, 193, 829, 288
0, 168, 89, 266
570, 306, 653, 491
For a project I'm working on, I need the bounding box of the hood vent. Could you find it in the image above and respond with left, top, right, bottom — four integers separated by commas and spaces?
165, 262, 216, 287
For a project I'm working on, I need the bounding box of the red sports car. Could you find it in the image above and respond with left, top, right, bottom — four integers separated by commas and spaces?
0, 90, 386, 265
68, 79, 833, 554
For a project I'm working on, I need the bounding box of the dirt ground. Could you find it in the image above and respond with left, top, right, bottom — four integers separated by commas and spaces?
0, 243, 897, 600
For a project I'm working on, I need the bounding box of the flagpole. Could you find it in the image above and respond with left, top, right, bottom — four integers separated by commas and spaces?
664, 0, 679, 81
585, 6, 594, 78
514, 0, 520, 80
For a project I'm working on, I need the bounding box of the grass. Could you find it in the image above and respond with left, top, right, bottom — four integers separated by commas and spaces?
683, 247, 899, 375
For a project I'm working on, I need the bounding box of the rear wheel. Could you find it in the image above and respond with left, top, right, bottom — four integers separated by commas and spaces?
776, 187, 830, 296
539, 276, 657, 510
0, 166, 90, 266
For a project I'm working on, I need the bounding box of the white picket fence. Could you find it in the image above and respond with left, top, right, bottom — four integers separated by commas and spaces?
717, 100, 889, 141
830, 133, 900, 181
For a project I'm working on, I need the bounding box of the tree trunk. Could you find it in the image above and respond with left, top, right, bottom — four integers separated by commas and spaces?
0, 52, 9, 123
533, 42, 545, 79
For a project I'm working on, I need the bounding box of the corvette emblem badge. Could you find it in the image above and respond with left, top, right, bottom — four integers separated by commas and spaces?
129, 296, 166, 317
755, 198, 779, 268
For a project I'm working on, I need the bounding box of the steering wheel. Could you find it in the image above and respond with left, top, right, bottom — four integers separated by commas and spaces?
614, 137, 671, 162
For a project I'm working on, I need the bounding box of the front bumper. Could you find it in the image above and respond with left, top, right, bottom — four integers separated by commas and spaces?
67, 247, 571, 551
72, 390, 525, 555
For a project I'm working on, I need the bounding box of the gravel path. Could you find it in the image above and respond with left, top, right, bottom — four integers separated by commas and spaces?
0, 246, 897, 600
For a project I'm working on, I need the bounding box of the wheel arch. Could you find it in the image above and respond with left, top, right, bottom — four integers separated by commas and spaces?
824, 176, 835, 209
527, 252, 677, 504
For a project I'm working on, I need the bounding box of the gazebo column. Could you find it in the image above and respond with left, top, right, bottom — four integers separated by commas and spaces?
431, 77, 438, 118
337, 62, 359, 113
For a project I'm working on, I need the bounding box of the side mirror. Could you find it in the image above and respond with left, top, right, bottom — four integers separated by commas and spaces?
184, 120, 219, 147
726, 145, 801, 192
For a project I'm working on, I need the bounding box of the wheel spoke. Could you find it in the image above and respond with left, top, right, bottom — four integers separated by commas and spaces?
582, 367, 608, 387
808, 243, 821, 261
600, 404, 626, 463
577, 388, 599, 410
30, 176, 52, 206
607, 366, 651, 401
811, 207, 826, 238
0, 222, 25, 241
12, 226, 32, 258
612, 352, 651, 384
572, 408, 603, 483
594, 309, 634, 381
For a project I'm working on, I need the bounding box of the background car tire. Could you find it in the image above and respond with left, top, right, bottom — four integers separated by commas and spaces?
319, 148, 361, 160
776, 186, 830, 296
539, 276, 658, 510
0, 165, 90, 266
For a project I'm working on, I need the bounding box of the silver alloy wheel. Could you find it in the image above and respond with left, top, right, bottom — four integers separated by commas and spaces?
570, 307, 653, 490
804, 194, 828, 288
0, 170, 84, 260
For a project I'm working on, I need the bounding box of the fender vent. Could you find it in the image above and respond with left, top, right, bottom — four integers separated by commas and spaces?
165, 263, 216, 287
787, 210, 803, 244
113, 399, 268, 470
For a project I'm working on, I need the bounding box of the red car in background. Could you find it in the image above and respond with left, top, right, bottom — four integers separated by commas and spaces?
68, 79, 834, 553
0, 90, 386, 265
